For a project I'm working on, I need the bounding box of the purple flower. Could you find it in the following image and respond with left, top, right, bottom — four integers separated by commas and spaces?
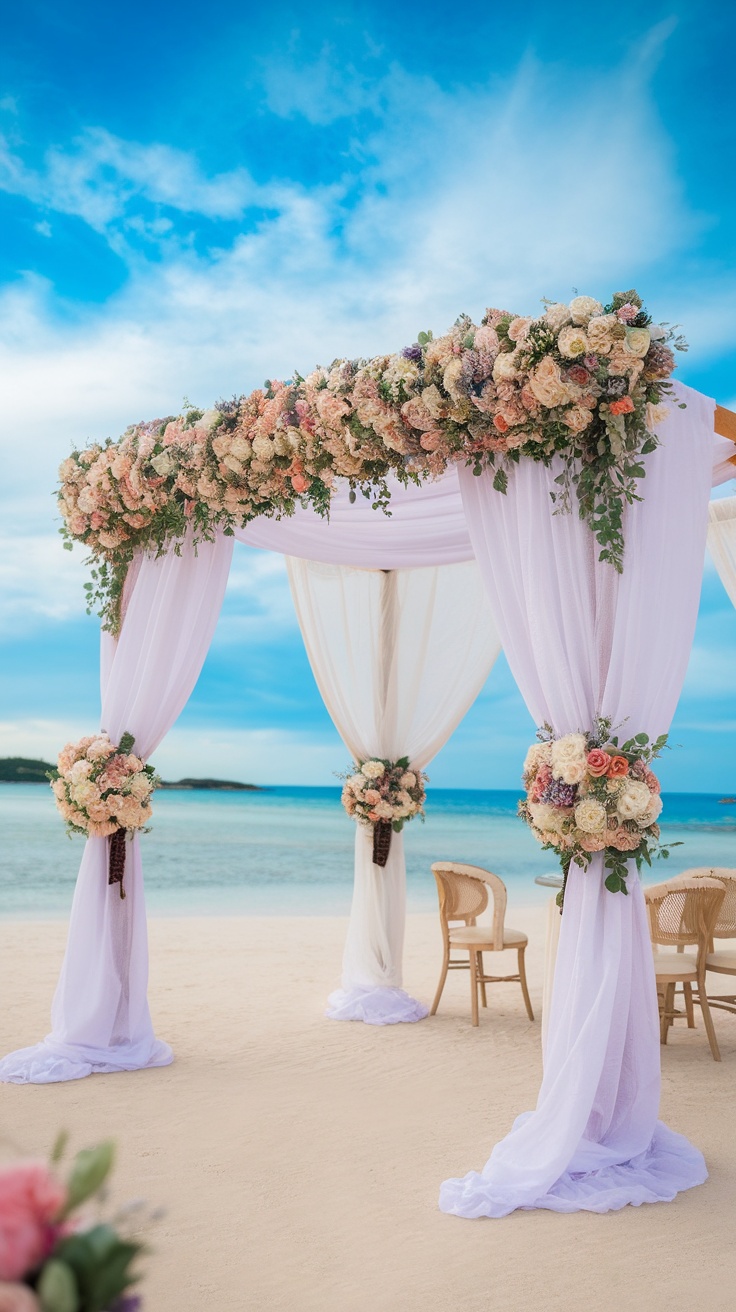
583, 354, 598, 370
401, 344, 423, 361
604, 376, 628, 399
540, 779, 578, 807
109, 1297, 142, 1312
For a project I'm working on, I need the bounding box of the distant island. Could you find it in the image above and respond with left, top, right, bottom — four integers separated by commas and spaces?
0, 758, 262, 791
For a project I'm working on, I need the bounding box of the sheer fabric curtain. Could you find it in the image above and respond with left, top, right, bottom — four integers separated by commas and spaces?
0, 535, 233, 1084
287, 558, 500, 1024
707, 496, 736, 608
440, 383, 715, 1215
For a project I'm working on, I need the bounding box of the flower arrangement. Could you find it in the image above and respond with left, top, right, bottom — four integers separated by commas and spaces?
519, 718, 679, 905
57, 290, 685, 630
48, 733, 159, 898
0, 1136, 151, 1311
340, 757, 427, 866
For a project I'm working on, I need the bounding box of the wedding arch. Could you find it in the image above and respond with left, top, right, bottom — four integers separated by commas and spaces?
3, 289, 736, 1223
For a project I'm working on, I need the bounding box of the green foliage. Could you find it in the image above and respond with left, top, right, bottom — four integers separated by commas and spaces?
37, 1259, 79, 1312
52, 1225, 142, 1312
61, 1143, 115, 1217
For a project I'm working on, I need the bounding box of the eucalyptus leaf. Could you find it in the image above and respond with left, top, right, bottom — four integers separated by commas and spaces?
37, 1259, 79, 1312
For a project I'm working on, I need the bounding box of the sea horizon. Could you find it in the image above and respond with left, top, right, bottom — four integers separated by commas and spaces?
1, 783, 734, 921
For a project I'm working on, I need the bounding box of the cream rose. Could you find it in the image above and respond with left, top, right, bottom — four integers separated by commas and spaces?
559, 760, 586, 785
528, 802, 567, 834
563, 405, 593, 433
574, 798, 607, 834
528, 358, 570, 408
586, 315, 616, 355
251, 435, 275, 462
443, 357, 465, 398
362, 760, 385, 780
637, 794, 663, 828
623, 327, 651, 358
551, 733, 587, 778
544, 303, 571, 331
474, 325, 500, 353
492, 351, 520, 383
569, 295, 603, 325
645, 402, 669, 432
508, 316, 533, 342
616, 780, 652, 820
400, 771, 417, 788
557, 326, 588, 358
523, 742, 553, 774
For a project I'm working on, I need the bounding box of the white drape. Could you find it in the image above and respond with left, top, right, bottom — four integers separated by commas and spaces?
286, 559, 501, 1023
0, 535, 233, 1083
440, 382, 714, 1215
707, 495, 736, 608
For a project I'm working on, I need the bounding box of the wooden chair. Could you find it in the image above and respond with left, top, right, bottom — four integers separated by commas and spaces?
644, 876, 726, 1061
675, 868, 736, 1016
430, 861, 534, 1027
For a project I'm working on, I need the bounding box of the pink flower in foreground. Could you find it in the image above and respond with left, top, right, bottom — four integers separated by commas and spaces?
612, 828, 642, 852
0, 1163, 66, 1281
586, 749, 611, 777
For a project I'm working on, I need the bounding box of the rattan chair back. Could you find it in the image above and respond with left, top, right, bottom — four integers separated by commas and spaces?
645, 877, 725, 948
431, 862, 506, 951
675, 868, 736, 938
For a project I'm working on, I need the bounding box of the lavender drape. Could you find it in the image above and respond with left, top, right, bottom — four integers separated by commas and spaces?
0, 535, 233, 1083
440, 382, 715, 1215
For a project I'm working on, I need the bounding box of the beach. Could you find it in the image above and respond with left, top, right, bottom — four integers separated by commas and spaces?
2, 908, 736, 1311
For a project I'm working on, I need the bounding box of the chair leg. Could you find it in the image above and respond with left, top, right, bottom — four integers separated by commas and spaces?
698, 972, 722, 1062
660, 983, 674, 1044
478, 953, 488, 1008
430, 944, 450, 1016
518, 945, 534, 1021
683, 982, 696, 1029
470, 950, 479, 1027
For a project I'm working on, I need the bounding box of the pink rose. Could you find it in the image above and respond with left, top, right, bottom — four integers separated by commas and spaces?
616, 303, 639, 323
363, 790, 381, 805
0, 1164, 66, 1281
567, 365, 590, 386
612, 828, 642, 853
643, 769, 661, 795
530, 764, 552, 802
586, 749, 611, 777
291, 474, 309, 494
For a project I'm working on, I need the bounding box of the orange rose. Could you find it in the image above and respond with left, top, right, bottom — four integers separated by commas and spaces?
607, 756, 629, 778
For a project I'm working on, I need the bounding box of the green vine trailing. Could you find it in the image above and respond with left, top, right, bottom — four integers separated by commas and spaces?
56, 289, 685, 630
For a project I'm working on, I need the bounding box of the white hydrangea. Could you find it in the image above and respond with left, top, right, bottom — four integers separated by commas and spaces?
574, 799, 607, 833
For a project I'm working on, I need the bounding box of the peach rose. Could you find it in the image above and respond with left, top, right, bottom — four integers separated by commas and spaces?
611, 828, 642, 852
586, 749, 611, 777
609, 396, 635, 416
607, 756, 630, 778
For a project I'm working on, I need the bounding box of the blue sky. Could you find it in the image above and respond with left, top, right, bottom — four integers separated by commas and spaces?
0, 1, 735, 789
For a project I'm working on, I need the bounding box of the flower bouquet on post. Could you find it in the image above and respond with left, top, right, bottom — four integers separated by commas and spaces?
0, 1135, 155, 1311
519, 717, 680, 909
340, 757, 428, 867
48, 734, 159, 899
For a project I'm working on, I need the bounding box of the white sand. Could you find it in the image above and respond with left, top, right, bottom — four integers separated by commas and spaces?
2, 908, 736, 1312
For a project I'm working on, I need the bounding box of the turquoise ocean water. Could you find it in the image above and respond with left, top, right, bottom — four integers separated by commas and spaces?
1, 784, 734, 918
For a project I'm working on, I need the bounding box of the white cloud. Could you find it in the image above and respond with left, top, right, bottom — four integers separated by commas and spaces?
1, 43, 733, 632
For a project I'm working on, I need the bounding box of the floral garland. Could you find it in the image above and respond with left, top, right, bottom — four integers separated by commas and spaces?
57, 289, 685, 631
0, 1136, 151, 1311
48, 733, 159, 898
340, 757, 427, 867
519, 718, 679, 906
